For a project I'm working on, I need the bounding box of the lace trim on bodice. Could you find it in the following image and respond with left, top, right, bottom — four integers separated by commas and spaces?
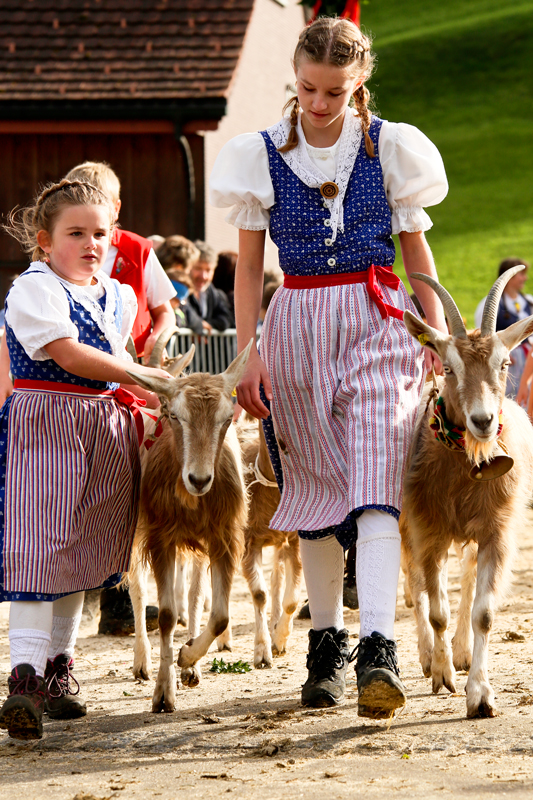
265, 110, 363, 243
28, 261, 131, 361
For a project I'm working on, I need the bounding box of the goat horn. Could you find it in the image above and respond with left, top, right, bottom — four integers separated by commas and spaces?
480, 265, 526, 336
126, 336, 139, 364
409, 273, 467, 338
146, 326, 179, 368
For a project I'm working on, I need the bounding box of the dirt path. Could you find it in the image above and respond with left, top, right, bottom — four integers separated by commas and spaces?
1, 513, 533, 800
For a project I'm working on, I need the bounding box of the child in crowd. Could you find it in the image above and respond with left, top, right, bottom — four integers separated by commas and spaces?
165, 268, 204, 334
210, 17, 448, 718
155, 234, 200, 274
0, 180, 169, 740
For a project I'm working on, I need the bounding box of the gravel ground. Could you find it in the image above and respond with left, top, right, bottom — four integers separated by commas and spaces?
1, 513, 533, 800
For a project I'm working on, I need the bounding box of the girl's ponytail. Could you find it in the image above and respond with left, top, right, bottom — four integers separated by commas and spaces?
277, 95, 300, 154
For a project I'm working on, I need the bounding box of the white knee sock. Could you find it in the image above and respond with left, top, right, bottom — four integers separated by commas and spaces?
49, 592, 85, 660
356, 510, 401, 641
9, 601, 54, 676
299, 534, 344, 631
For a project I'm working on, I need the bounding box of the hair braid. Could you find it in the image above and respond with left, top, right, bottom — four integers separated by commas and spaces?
353, 85, 375, 158
277, 96, 300, 154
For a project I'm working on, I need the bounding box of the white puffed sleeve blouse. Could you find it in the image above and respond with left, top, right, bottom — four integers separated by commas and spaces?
210, 114, 448, 235
6, 265, 137, 362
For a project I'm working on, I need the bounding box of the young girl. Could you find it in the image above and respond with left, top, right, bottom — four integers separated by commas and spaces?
0, 179, 169, 740
210, 17, 448, 718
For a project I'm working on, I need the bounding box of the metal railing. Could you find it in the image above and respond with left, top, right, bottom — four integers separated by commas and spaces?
167, 328, 239, 374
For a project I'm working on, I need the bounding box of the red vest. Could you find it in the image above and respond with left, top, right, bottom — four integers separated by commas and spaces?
110, 229, 153, 356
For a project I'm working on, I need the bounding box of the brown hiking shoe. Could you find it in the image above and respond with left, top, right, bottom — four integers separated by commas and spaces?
0, 664, 46, 740
45, 655, 87, 720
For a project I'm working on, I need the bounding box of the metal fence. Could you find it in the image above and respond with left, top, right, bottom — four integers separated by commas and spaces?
167, 328, 239, 374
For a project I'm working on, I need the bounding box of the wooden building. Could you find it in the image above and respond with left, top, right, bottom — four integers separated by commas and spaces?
0, 0, 257, 298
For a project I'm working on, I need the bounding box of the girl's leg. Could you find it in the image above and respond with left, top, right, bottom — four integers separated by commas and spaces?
9, 601, 53, 675
299, 534, 344, 632
299, 534, 351, 708
49, 592, 85, 660
356, 510, 401, 641
0, 602, 53, 740
46, 592, 87, 720
354, 509, 406, 719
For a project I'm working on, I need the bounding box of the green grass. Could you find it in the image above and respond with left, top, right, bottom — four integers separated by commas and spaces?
361, 0, 533, 325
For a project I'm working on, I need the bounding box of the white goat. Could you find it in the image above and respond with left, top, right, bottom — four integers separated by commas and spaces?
126, 342, 252, 712
400, 267, 533, 719
238, 418, 302, 668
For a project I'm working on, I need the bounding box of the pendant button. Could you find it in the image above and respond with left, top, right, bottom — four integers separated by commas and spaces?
320, 181, 339, 199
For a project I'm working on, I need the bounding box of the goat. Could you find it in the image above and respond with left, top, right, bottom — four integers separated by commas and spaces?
400, 267, 533, 719
238, 417, 302, 668
126, 341, 252, 712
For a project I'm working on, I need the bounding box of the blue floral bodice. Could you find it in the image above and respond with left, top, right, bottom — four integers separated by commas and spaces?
5, 270, 124, 391
260, 116, 395, 275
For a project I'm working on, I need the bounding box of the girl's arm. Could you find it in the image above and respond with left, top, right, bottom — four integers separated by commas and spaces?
234, 229, 272, 419
400, 230, 447, 372
44, 338, 170, 385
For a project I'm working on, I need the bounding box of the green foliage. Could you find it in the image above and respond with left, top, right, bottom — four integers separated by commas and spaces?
209, 657, 252, 674
362, 1, 533, 325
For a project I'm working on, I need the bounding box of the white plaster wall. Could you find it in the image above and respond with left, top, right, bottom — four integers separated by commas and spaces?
204, 0, 305, 272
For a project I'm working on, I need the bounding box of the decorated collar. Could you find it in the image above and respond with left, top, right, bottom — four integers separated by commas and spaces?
429, 396, 503, 452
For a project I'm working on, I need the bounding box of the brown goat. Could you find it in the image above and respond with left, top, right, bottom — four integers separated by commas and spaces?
400, 268, 533, 718
238, 417, 302, 668
126, 342, 252, 712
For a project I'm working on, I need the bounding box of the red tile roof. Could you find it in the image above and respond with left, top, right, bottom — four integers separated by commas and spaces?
0, 0, 255, 102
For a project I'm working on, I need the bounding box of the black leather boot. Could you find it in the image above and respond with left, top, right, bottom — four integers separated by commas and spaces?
355, 631, 406, 719
45, 655, 87, 719
301, 627, 351, 708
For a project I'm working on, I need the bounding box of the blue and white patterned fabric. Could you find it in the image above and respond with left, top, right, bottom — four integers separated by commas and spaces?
5, 267, 123, 391
260, 117, 395, 276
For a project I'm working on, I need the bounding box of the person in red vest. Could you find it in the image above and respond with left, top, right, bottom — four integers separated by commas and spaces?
65, 162, 176, 370
63, 162, 176, 636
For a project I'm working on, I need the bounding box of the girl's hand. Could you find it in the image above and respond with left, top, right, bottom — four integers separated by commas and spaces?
424, 347, 443, 375
237, 347, 272, 419
516, 380, 530, 408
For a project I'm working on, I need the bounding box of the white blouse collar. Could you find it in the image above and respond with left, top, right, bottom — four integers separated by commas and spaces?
265, 109, 362, 242
29, 261, 127, 360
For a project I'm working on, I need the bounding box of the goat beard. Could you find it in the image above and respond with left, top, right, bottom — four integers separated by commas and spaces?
464, 429, 499, 467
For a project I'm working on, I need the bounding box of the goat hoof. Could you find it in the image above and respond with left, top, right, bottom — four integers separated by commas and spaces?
152, 695, 176, 714
254, 644, 273, 669
422, 663, 432, 679
271, 643, 286, 657
177, 614, 188, 627
453, 658, 471, 673
467, 700, 497, 719
218, 643, 232, 652
133, 665, 151, 681
181, 666, 201, 688
444, 678, 457, 694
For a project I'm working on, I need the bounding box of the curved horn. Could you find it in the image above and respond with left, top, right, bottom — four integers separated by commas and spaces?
480, 265, 526, 336
410, 273, 467, 338
146, 326, 179, 368
126, 336, 139, 364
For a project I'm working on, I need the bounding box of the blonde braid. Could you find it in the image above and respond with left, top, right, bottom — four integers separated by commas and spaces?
353, 85, 375, 158
277, 96, 300, 154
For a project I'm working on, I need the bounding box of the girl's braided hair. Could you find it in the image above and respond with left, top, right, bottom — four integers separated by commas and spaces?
4, 178, 113, 262
278, 17, 375, 157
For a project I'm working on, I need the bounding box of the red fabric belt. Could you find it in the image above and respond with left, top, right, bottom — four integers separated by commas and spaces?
283, 265, 404, 321
13, 380, 147, 446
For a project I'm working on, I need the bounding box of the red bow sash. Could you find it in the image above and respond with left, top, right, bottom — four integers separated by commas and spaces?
283, 265, 404, 320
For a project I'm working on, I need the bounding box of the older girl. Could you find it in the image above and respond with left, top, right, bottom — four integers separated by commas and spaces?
211, 17, 448, 718
0, 180, 168, 740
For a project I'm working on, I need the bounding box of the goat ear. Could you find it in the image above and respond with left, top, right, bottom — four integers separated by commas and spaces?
497, 315, 533, 352
403, 310, 449, 354
165, 345, 196, 377
222, 338, 254, 393
124, 370, 176, 397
